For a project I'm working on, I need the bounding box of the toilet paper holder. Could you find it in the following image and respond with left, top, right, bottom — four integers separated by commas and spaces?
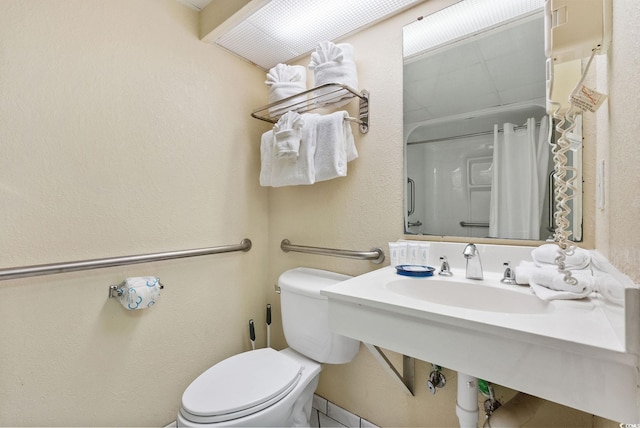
108, 281, 165, 298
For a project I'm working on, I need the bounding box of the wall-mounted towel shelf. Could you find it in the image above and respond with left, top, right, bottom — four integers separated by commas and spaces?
251, 83, 370, 134
281, 239, 384, 264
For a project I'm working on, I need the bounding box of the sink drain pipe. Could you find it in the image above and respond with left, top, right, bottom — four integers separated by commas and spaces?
457, 373, 479, 428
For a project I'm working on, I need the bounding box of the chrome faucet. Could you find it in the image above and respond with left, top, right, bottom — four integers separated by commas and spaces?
500, 261, 517, 285
462, 243, 483, 280
438, 256, 453, 276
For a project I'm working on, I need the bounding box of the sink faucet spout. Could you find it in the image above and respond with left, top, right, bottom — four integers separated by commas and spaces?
463, 243, 483, 280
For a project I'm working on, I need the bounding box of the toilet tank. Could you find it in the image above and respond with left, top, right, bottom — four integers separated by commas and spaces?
278, 267, 360, 364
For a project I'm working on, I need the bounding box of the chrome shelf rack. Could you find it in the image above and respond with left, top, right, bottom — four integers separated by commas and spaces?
251, 83, 370, 134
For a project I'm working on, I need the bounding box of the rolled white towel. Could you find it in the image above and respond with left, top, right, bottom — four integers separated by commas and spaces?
593, 272, 625, 306
531, 243, 590, 270
514, 261, 536, 285
309, 41, 358, 107
265, 64, 307, 115
529, 268, 594, 300
273, 111, 303, 160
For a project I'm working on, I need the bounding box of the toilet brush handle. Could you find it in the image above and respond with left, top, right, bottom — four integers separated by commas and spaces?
249, 319, 256, 350
266, 304, 272, 348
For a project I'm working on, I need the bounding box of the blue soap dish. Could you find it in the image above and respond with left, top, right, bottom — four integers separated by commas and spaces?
395, 265, 435, 277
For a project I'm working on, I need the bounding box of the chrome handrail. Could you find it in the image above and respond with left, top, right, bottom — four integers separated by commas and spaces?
0, 239, 252, 281
280, 239, 385, 264
459, 221, 489, 228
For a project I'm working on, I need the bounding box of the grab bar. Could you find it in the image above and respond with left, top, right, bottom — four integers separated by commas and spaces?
407, 177, 415, 216
459, 221, 489, 228
280, 239, 385, 264
0, 239, 252, 281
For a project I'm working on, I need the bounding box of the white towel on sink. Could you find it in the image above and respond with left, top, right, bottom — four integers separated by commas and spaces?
531, 243, 590, 270
529, 267, 594, 300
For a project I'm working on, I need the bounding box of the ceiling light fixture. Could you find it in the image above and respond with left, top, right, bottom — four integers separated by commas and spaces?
214, 0, 423, 70
403, 0, 544, 59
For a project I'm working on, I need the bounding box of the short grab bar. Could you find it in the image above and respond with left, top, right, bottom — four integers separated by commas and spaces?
0, 239, 252, 281
280, 239, 385, 264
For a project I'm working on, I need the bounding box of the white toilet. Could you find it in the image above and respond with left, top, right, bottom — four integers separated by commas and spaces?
177, 267, 360, 427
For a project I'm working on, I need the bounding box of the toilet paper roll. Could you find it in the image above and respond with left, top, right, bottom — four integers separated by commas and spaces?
118, 276, 162, 310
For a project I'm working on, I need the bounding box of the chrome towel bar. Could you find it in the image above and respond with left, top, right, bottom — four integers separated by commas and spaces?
280, 239, 384, 264
0, 239, 252, 281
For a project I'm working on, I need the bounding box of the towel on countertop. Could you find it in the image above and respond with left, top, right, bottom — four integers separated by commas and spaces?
261, 114, 320, 187
314, 111, 358, 182
265, 64, 307, 116
309, 41, 358, 107
531, 243, 590, 270
273, 111, 304, 160
513, 260, 536, 285
529, 268, 594, 301
516, 258, 594, 300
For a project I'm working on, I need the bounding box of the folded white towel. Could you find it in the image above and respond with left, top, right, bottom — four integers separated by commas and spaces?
314, 111, 358, 182
529, 268, 594, 300
531, 243, 590, 270
593, 272, 625, 306
265, 64, 307, 116
514, 261, 536, 285
273, 111, 303, 160
270, 113, 319, 187
309, 41, 358, 108
265, 64, 307, 87
259, 130, 274, 187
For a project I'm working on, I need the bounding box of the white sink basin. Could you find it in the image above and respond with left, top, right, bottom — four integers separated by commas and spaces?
386, 278, 551, 314
320, 242, 640, 423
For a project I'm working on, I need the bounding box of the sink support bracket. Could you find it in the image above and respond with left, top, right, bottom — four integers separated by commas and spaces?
364, 343, 414, 396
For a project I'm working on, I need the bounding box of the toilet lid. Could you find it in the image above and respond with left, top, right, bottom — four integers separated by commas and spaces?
182, 348, 303, 418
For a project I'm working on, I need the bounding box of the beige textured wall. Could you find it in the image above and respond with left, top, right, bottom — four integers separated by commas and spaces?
0, 0, 635, 426
0, 0, 269, 426
604, 0, 640, 283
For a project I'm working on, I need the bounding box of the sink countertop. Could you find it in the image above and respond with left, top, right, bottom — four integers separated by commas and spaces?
321, 266, 629, 356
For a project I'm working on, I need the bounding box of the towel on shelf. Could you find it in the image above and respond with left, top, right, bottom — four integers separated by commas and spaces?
265, 64, 307, 116
273, 111, 304, 160
309, 41, 358, 107
529, 268, 594, 301
314, 111, 358, 182
531, 243, 590, 270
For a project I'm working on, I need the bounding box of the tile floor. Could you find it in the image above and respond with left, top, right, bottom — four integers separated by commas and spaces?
311, 394, 379, 428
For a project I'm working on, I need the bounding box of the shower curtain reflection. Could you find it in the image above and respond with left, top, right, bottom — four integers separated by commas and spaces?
489, 116, 550, 239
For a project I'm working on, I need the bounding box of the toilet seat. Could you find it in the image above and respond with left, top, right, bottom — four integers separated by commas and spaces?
180, 348, 303, 424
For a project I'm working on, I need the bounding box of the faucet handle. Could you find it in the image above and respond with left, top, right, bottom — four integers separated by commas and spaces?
438, 256, 453, 277
500, 261, 517, 285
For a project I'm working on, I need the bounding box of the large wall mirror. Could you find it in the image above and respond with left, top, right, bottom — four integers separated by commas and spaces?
403, 0, 582, 241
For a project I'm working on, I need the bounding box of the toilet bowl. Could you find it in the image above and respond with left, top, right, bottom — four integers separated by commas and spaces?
177, 268, 360, 427
178, 348, 321, 427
